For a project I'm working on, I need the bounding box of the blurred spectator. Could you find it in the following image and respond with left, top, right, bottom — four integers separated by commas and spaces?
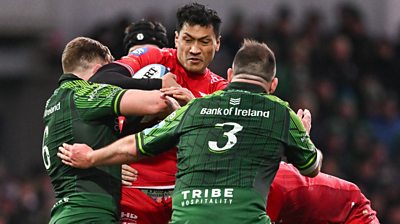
368, 94, 400, 155
268, 6, 295, 62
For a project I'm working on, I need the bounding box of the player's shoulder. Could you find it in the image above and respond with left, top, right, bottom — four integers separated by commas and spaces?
205, 69, 225, 80
278, 162, 304, 176
263, 95, 291, 113
204, 69, 228, 88
161, 47, 176, 54
60, 78, 90, 90
321, 173, 360, 191
71, 80, 121, 98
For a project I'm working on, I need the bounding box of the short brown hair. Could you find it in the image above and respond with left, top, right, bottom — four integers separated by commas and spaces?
232, 39, 276, 81
61, 37, 114, 73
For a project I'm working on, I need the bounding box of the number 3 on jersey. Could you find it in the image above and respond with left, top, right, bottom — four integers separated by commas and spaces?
208, 122, 243, 153
42, 126, 51, 169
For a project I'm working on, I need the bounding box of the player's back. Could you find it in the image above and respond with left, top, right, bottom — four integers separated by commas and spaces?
171, 83, 295, 224
43, 75, 123, 223
268, 162, 375, 224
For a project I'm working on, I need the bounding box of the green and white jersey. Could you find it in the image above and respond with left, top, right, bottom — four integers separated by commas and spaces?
42, 74, 126, 223
136, 82, 319, 224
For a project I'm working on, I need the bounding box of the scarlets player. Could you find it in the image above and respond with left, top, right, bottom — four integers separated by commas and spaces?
267, 162, 380, 224
119, 4, 227, 224
91, 3, 227, 224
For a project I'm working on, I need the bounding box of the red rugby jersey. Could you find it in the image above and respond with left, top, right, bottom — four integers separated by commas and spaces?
116, 46, 227, 187
267, 162, 379, 224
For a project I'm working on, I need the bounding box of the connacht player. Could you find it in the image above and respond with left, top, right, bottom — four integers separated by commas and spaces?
92, 3, 227, 224
42, 37, 178, 224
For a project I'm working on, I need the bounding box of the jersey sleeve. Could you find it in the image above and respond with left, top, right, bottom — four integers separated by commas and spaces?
73, 82, 126, 120
116, 46, 165, 76
90, 63, 162, 90
135, 102, 192, 156
284, 108, 320, 175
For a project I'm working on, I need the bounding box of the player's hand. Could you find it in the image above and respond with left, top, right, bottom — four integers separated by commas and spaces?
161, 72, 180, 88
297, 109, 311, 134
161, 87, 195, 106
121, 164, 138, 186
57, 143, 94, 169
152, 94, 180, 120
167, 95, 181, 110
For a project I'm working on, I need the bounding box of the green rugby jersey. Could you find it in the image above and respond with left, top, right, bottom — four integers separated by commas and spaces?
136, 82, 319, 224
42, 74, 126, 223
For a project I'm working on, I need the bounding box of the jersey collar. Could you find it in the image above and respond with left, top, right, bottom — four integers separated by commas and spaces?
225, 81, 266, 93
58, 73, 82, 85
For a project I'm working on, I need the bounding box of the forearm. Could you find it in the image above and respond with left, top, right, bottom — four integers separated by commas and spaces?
90, 135, 139, 166
301, 149, 323, 177
91, 63, 162, 90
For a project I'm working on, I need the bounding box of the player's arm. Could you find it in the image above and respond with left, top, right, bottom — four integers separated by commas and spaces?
119, 90, 179, 117
120, 46, 165, 73
58, 102, 190, 168
90, 63, 163, 90
285, 108, 322, 177
58, 134, 141, 168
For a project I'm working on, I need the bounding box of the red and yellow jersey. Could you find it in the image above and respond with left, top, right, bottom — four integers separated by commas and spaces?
267, 162, 379, 224
116, 46, 227, 187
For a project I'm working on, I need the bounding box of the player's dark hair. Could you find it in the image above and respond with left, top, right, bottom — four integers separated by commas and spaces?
62, 37, 113, 73
176, 2, 221, 37
123, 19, 168, 53
232, 39, 276, 81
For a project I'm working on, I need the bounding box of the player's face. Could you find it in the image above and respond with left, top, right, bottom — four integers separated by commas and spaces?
175, 23, 220, 74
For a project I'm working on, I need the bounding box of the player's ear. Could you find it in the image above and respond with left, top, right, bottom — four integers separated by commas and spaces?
269, 77, 278, 94
174, 31, 179, 48
215, 35, 221, 52
227, 68, 233, 82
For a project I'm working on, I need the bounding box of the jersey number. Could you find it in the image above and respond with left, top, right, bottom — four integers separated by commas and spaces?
208, 122, 243, 153
42, 126, 51, 169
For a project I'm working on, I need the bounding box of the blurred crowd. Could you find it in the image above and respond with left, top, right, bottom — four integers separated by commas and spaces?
1, 3, 400, 223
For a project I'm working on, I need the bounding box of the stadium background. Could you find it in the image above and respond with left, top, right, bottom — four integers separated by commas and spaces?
1, 0, 400, 223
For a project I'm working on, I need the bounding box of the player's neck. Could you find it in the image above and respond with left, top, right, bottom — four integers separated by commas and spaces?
231, 78, 269, 93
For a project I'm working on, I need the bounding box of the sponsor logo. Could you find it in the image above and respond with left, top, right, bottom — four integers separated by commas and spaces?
210, 74, 222, 84
129, 47, 148, 56
300, 134, 310, 143
121, 211, 138, 224
44, 102, 61, 117
200, 107, 270, 118
121, 212, 138, 220
136, 33, 144, 41
229, 98, 241, 105
180, 188, 234, 207
88, 84, 108, 101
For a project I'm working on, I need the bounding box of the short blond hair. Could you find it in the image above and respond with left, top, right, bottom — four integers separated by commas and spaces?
232, 39, 276, 81
61, 37, 114, 73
